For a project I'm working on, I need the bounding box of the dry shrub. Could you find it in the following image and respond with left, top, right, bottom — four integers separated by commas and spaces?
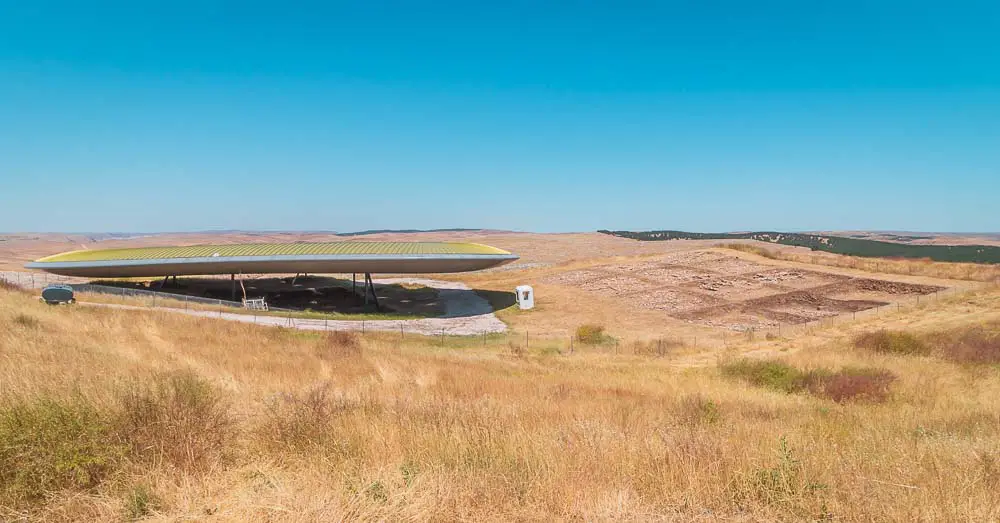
936, 326, 1000, 364
12, 313, 40, 329
631, 337, 684, 357
676, 393, 721, 425
720, 359, 896, 403
258, 384, 365, 454
508, 342, 526, 358
316, 331, 363, 360
0, 279, 26, 293
805, 367, 896, 403
719, 242, 778, 259
116, 371, 233, 472
854, 330, 931, 356
0, 397, 122, 508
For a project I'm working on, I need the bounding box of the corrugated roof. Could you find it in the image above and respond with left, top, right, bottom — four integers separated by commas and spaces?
35, 241, 511, 263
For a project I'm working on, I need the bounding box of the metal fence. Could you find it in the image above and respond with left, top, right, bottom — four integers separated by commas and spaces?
0, 271, 291, 312
69, 283, 249, 310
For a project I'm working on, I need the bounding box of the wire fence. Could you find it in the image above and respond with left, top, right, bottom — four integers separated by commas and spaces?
1, 271, 992, 350
70, 283, 249, 310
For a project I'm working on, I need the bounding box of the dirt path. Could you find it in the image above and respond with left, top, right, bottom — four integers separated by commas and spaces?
79, 301, 506, 336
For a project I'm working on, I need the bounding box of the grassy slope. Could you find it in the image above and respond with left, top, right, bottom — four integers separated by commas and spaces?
2, 285, 1000, 521
600, 230, 1000, 264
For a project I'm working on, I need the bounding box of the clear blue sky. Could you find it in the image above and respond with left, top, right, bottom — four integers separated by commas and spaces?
1, 2, 998, 233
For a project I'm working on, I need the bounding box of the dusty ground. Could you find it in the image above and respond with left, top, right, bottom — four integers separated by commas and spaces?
1, 231, 976, 340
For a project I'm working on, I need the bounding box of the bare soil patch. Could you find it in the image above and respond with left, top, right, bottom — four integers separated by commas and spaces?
542, 250, 947, 330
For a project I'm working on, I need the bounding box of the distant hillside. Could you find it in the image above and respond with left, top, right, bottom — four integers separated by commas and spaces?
336, 228, 481, 237
598, 230, 1000, 264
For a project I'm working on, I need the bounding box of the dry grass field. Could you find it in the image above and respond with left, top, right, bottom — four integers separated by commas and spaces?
3, 277, 1000, 520
3, 232, 1000, 520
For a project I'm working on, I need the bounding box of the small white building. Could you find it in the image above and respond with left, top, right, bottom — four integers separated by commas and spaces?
515, 285, 534, 310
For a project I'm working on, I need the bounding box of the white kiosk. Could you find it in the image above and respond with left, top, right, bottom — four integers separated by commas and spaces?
515, 285, 534, 310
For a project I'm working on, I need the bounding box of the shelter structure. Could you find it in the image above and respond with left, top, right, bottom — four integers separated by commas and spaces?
26, 241, 518, 311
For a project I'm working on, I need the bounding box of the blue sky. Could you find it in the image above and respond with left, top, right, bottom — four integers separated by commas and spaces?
1, 2, 998, 233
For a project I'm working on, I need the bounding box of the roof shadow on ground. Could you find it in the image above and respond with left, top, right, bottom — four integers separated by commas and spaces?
86, 276, 517, 319
472, 289, 518, 314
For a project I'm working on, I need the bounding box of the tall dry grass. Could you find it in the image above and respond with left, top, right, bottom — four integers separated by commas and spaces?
2, 287, 1000, 520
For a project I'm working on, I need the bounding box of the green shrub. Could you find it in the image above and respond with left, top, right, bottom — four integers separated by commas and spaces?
124, 484, 160, 520
720, 359, 807, 393
575, 324, 610, 345
0, 398, 123, 507
853, 330, 931, 356
677, 394, 721, 425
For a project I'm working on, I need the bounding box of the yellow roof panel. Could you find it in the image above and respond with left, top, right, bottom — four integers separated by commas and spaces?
36, 241, 511, 263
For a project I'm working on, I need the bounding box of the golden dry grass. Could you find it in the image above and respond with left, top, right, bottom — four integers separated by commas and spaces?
721, 242, 1000, 283
2, 282, 1000, 520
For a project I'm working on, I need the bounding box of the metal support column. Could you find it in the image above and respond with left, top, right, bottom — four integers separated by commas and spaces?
364, 272, 381, 312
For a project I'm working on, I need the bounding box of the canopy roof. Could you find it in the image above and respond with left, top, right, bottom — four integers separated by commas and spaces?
26, 241, 518, 277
